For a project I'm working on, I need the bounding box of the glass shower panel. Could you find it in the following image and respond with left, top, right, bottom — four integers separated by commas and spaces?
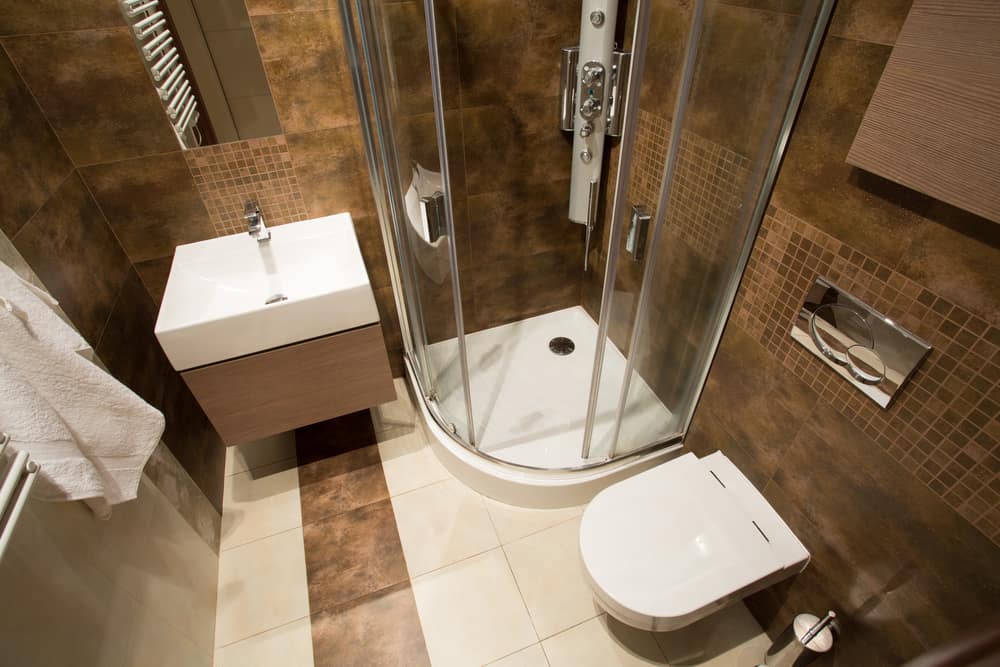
612, 0, 829, 456
360, 0, 472, 442
582, 0, 694, 460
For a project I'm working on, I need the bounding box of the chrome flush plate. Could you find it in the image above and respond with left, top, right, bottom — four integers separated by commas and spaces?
790, 277, 932, 408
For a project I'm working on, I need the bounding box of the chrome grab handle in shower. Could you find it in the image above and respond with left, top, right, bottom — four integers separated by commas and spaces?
420, 190, 446, 244
584, 179, 600, 271
626, 204, 650, 262
559, 47, 579, 131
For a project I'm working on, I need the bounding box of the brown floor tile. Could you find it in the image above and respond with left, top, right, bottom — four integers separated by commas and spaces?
310, 582, 430, 667
303, 499, 408, 613
298, 445, 389, 525
295, 411, 378, 466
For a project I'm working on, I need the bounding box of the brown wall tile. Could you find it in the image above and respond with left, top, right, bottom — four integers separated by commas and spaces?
467, 180, 582, 264
81, 151, 215, 264
246, 0, 337, 15
2, 28, 177, 166
462, 99, 572, 195
0, 45, 73, 238
453, 0, 579, 107
770, 36, 922, 268
134, 256, 173, 307
472, 248, 580, 330
0, 0, 124, 36
375, 285, 405, 377
287, 126, 375, 220
896, 203, 1000, 326
96, 268, 225, 510
382, 0, 460, 114
685, 4, 799, 157
827, 0, 913, 46
12, 171, 130, 344
252, 10, 355, 134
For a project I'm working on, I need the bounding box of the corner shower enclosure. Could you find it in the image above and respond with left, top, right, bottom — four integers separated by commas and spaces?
339, 0, 832, 499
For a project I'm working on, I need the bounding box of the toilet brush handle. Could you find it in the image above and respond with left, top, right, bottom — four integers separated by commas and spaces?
801, 611, 836, 646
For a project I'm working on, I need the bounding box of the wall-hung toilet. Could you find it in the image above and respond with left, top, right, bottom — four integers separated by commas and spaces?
579, 451, 809, 632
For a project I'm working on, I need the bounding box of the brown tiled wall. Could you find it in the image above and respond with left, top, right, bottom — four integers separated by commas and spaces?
734, 207, 999, 541
388, 0, 585, 333
0, 12, 226, 511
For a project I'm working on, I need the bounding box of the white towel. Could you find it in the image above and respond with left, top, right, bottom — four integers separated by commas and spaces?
0, 261, 164, 518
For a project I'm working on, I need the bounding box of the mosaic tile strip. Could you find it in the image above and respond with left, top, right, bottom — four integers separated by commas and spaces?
732, 206, 1000, 543
631, 110, 751, 259
185, 135, 307, 236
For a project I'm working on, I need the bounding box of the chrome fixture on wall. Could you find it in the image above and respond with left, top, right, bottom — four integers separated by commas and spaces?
791, 277, 932, 407
560, 1, 632, 268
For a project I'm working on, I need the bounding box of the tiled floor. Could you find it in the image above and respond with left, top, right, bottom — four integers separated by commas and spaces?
213, 378, 774, 666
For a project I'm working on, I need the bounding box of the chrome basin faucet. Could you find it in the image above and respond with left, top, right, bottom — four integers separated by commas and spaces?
244, 201, 271, 242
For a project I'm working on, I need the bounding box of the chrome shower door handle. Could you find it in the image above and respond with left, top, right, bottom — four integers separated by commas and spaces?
420, 190, 447, 244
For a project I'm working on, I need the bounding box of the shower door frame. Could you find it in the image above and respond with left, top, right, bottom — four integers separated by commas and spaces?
340, 0, 836, 471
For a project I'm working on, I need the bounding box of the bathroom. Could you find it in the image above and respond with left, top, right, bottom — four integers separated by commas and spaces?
0, 0, 997, 664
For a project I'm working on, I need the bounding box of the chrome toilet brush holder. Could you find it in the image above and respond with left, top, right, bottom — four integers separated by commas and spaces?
758, 610, 837, 667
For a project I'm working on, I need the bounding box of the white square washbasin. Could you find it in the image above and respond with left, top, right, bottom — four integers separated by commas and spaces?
154, 213, 379, 371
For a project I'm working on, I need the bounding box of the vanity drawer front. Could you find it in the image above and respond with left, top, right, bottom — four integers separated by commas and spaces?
182, 324, 395, 445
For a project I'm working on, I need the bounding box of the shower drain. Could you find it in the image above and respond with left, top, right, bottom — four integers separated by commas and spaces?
549, 337, 575, 355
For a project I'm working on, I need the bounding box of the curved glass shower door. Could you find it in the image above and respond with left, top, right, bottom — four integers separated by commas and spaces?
587, 0, 833, 460
343, 0, 833, 470
345, 0, 474, 443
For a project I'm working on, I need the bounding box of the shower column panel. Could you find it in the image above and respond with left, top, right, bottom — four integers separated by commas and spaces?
567, 1, 619, 265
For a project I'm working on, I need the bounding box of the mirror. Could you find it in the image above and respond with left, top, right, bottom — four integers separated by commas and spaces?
120, 0, 281, 148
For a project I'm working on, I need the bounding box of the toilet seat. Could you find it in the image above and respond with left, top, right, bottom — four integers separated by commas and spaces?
579, 451, 809, 632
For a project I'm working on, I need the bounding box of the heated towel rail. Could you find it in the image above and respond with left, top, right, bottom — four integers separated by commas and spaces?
0, 433, 39, 562
119, 0, 202, 147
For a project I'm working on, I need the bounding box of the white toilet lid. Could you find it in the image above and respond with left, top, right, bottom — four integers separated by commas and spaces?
579, 452, 809, 624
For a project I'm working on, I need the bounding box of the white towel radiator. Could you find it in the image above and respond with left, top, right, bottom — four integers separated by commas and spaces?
0, 433, 39, 562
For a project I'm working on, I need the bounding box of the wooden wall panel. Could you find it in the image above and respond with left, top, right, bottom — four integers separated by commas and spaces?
847, 0, 1000, 223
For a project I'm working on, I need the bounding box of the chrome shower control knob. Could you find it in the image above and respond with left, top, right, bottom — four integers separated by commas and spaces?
580, 121, 593, 138
580, 149, 592, 164
581, 98, 600, 118
590, 10, 605, 26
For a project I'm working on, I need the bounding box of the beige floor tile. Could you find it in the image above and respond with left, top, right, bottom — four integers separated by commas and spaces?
221, 464, 302, 550
126, 596, 213, 667
484, 497, 585, 544
215, 527, 310, 647
371, 377, 418, 437
504, 516, 601, 638
488, 643, 550, 666
378, 428, 452, 496
214, 617, 314, 667
542, 615, 666, 667
225, 432, 297, 476
411, 548, 537, 667
112, 478, 219, 651
391, 478, 500, 576
654, 603, 771, 666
